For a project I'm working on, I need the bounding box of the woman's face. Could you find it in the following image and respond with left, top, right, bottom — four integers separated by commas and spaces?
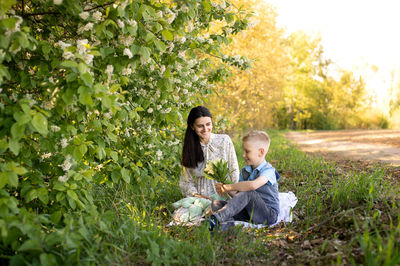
192, 116, 213, 143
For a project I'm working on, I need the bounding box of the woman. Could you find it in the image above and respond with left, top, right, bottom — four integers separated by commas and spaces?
179, 106, 239, 198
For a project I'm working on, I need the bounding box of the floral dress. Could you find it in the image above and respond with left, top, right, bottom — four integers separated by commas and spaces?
179, 133, 239, 197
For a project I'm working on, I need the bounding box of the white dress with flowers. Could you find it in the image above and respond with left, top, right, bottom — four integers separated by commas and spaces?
179, 133, 239, 197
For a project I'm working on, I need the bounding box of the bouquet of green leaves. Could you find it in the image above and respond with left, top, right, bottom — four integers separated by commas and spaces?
203, 158, 233, 184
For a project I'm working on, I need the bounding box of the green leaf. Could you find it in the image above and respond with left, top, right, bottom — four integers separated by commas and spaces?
60, 60, 78, 69
18, 239, 42, 252
13, 111, 31, 125
161, 29, 173, 41
8, 138, 20, 155
50, 210, 62, 224
10, 123, 25, 141
121, 168, 131, 183
154, 40, 166, 53
0, 0, 16, 16
53, 182, 66, 191
26, 189, 38, 202
37, 187, 49, 204
78, 90, 93, 107
31, 112, 48, 136
0, 172, 8, 189
110, 151, 118, 161
80, 72, 93, 87
139, 46, 151, 61
0, 139, 8, 155
40, 253, 57, 266
67, 190, 78, 201
202, 0, 211, 12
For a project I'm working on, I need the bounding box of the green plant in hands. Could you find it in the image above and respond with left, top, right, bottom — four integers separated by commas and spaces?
203, 158, 233, 184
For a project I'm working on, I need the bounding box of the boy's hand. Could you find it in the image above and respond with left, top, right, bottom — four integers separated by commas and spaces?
215, 182, 228, 195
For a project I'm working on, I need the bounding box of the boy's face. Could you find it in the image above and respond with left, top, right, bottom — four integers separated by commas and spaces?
242, 140, 264, 168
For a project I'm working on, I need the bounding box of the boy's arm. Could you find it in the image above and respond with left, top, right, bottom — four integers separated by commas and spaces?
216, 175, 269, 194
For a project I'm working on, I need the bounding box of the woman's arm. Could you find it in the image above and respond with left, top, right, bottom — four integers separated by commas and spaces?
179, 167, 198, 197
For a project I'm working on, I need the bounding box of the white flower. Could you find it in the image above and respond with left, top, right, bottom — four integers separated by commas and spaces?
41, 153, 52, 159
94, 110, 100, 116
178, 51, 186, 59
160, 65, 166, 74
54, 0, 63, 5
60, 155, 72, 171
119, 35, 134, 46
51, 125, 61, 132
182, 89, 188, 94
127, 19, 137, 27
180, 5, 189, 13
193, 75, 199, 82
157, 105, 162, 110
93, 11, 102, 21
82, 22, 94, 32
117, 19, 125, 29
57, 40, 71, 50
60, 138, 68, 148
104, 112, 112, 119
211, 1, 218, 8
77, 39, 89, 55
121, 66, 132, 76
79, 11, 90, 20
156, 11, 163, 17
105, 65, 114, 76
42, 101, 55, 110
156, 150, 163, 159
63, 51, 75, 60
175, 63, 182, 72
164, 107, 171, 113
84, 53, 94, 64
123, 48, 133, 58
58, 175, 68, 182
166, 13, 176, 24
147, 108, 153, 113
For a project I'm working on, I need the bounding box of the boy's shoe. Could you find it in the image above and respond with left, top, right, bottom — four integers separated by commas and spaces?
207, 215, 219, 231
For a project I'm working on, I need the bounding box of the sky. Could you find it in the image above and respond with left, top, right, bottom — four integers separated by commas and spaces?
266, 0, 400, 112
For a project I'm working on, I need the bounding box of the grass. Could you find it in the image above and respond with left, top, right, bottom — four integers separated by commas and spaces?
75, 130, 400, 265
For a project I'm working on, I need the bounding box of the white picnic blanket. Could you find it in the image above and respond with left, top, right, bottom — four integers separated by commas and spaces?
167, 191, 298, 228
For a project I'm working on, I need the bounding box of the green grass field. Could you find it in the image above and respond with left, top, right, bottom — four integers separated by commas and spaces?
76, 130, 400, 265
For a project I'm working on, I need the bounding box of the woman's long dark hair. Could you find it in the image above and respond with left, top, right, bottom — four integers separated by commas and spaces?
181, 106, 212, 168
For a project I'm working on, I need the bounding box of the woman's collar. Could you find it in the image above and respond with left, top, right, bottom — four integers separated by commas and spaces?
200, 133, 215, 147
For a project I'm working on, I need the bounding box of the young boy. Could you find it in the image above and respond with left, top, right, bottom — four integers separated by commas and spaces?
209, 130, 280, 231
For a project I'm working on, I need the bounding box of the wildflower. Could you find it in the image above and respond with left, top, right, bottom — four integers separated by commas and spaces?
156, 11, 163, 17
79, 11, 90, 20
82, 22, 94, 32
164, 107, 171, 113
147, 108, 153, 113
157, 105, 162, 110
121, 66, 132, 76
105, 65, 114, 76
166, 12, 176, 24
156, 150, 163, 159
123, 48, 133, 59
77, 39, 89, 55
54, 0, 63, 5
63, 51, 75, 60
84, 53, 94, 64
117, 19, 125, 29
58, 175, 68, 182
41, 153, 52, 159
178, 51, 186, 59
104, 112, 112, 119
60, 155, 73, 171
182, 89, 188, 94
127, 19, 137, 27
160, 65, 166, 74
93, 11, 102, 21
60, 138, 68, 148
51, 125, 61, 132
57, 40, 71, 50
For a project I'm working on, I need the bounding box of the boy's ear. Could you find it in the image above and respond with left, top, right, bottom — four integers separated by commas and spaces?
258, 147, 265, 157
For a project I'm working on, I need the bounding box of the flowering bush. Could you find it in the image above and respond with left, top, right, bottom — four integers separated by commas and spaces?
0, 0, 250, 263
203, 158, 233, 184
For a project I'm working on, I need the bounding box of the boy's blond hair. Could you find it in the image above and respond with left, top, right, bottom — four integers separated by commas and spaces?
242, 130, 271, 153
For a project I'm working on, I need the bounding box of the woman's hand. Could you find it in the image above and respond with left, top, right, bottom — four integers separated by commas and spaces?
193, 193, 211, 200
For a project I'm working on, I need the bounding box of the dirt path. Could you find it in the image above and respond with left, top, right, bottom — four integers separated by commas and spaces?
285, 129, 400, 180
285, 129, 400, 166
